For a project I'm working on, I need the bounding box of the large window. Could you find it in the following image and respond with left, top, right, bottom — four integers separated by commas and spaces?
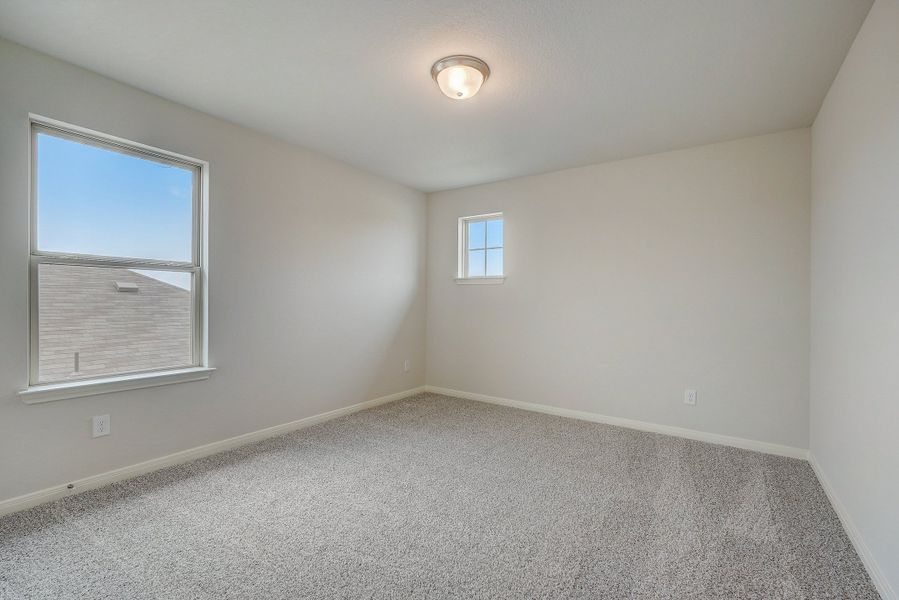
28, 118, 207, 389
458, 213, 503, 281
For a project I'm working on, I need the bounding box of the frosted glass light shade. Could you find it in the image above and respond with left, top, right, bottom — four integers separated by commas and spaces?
436, 64, 484, 99
431, 56, 490, 100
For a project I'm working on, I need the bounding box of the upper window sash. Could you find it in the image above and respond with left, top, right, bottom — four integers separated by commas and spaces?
30, 117, 203, 268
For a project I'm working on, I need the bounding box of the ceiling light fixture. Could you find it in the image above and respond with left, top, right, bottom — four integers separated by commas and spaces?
431, 55, 490, 100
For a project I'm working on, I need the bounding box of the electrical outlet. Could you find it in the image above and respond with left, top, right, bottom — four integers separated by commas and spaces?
92, 414, 110, 438
403, 359, 411, 373
684, 389, 697, 406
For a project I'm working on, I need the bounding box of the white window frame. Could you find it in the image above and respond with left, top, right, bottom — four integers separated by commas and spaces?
456, 212, 505, 284
20, 115, 213, 404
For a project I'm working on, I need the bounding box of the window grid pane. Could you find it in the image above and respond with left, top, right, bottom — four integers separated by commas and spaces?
486, 248, 503, 276
468, 249, 486, 277
486, 219, 503, 248
468, 220, 486, 250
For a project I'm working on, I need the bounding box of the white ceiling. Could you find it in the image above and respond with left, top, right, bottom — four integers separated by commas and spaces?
0, 0, 872, 192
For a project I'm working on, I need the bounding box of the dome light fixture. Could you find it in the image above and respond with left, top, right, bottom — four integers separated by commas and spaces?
431, 55, 490, 100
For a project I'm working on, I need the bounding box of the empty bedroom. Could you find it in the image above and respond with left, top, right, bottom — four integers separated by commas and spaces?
0, 1, 896, 598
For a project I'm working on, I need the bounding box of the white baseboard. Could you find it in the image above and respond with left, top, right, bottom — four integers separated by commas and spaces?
808, 453, 896, 600
0, 385, 426, 518
423, 385, 809, 460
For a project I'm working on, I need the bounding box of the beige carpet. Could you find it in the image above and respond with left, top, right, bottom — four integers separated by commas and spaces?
0, 393, 880, 599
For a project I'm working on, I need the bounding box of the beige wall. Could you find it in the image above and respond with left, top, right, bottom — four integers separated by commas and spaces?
427, 130, 810, 449
810, 0, 899, 595
0, 39, 427, 502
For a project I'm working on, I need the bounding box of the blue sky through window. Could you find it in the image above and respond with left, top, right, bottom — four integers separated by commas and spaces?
36, 132, 194, 289
466, 217, 503, 276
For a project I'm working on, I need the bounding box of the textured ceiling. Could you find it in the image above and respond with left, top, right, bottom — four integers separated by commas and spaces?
0, 0, 873, 192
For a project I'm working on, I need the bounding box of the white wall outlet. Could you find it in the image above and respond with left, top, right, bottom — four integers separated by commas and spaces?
684, 389, 697, 406
403, 359, 411, 373
92, 414, 110, 438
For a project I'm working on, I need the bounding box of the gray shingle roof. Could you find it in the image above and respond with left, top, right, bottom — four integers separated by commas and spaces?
38, 264, 192, 383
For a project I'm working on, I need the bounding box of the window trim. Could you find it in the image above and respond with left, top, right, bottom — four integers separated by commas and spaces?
23, 115, 210, 399
19, 367, 216, 405
457, 212, 505, 282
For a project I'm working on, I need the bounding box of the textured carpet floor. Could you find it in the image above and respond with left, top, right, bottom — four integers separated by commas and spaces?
0, 393, 879, 599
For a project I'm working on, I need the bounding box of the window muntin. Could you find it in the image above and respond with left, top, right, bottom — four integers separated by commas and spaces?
459, 213, 503, 278
29, 119, 206, 386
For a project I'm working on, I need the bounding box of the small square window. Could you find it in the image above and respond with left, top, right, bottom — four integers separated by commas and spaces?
458, 213, 503, 280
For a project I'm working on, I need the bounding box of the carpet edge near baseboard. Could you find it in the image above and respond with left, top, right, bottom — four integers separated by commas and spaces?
424, 385, 809, 459
426, 385, 895, 600
0, 385, 427, 518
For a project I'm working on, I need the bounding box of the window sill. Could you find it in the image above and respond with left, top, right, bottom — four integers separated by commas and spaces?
455, 276, 505, 285
19, 367, 215, 404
